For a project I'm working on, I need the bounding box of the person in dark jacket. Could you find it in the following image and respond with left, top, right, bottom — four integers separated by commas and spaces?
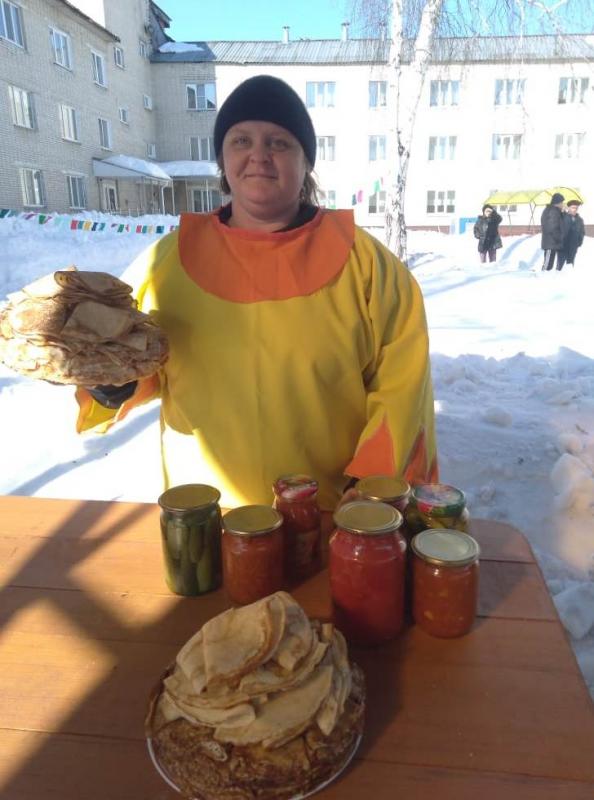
559, 200, 585, 269
473, 204, 503, 263
541, 193, 565, 271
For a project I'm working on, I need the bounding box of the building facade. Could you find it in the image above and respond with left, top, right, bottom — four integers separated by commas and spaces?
1, 0, 593, 233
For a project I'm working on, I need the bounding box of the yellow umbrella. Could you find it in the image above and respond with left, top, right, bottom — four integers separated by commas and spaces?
484, 187, 585, 206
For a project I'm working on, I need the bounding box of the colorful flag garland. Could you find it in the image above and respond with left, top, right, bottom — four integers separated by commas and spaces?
0, 209, 178, 233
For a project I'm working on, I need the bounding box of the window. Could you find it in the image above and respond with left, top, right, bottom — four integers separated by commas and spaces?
319, 189, 336, 209
139, 38, 147, 57
491, 133, 522, 160
146, 142, 156, 158
316, 136, 335, 161
306, 81, 335, 108
0, 0, 24, 47
8, 84, 35, 128
50, 28, 72, 69
494, 78, 525, 106
554, 132, 585, 159
66, 175, 86, 209
118, 106, 129, 124
20, 167, 44, 207
143, 94, 153, 110
428, 135, 457, 160
368, 135, 386, 161
186, 82, 216, 111
189, 136, 215, 160
369, 81, 387, 107
98, 117, 112, 149
192, 187, 222, 212
368, 191, 386, 215
426, 190, 456, 213
59, 104, 80, 141
429, 80, 459, 107
558, 77, 589, 104
91, 51, 107, 86
113, 45, 124, 68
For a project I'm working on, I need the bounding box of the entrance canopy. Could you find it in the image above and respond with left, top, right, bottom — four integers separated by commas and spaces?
92, 155, 171, 183
484, 186, 585, 207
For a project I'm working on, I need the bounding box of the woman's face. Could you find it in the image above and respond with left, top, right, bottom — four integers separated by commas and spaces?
221, 121, 308, 225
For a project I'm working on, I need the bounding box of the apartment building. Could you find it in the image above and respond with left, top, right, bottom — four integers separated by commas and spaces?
1, 0, 593, 232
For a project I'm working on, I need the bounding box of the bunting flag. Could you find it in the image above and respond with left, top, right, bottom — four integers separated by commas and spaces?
0, 209, 178, 233
350, 177, 385, 206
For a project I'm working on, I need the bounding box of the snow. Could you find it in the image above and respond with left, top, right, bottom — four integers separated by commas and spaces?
1, 212, 593, 698
158, 41, 206, 53
158, 160, 219, 178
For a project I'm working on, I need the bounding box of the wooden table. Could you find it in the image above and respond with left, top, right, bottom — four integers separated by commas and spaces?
1, 496, 593, 800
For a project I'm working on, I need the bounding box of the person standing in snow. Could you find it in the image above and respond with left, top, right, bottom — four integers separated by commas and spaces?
473, 204, 503, 263
74, 74, 438, 510
540, 192, 565, 271
559, 200, 585, 269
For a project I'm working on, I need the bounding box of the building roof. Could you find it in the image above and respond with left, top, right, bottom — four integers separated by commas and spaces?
151, 33, 594, 66
92, 155, 171, 183
57, 0, 119, 41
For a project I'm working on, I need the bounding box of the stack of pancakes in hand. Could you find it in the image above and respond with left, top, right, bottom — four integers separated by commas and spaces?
0, 266, 168, 386
146, 592, 366, 800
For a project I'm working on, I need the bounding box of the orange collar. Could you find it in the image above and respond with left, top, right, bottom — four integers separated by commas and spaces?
178, 208, 355, 303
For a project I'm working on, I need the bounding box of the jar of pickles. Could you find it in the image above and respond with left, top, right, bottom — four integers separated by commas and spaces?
273, 474, 321, 581
404, 483, 469, 537
158, 484, 223, 596
222, 505, 284, 606
329, 501, 406, 646
411, 529, 480, 638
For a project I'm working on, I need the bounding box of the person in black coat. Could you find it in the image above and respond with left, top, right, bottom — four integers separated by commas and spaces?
541, 193, 565, 271
559, 200, 586, 269
473, 204, 503, 263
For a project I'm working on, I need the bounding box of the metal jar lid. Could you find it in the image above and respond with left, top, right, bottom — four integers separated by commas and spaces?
410, 483, 466, 517
273, 474, 318, 501
223, 505, 284, 537
355, 475, 411, 504
333, 501, 402, 536
411, 529, 480, 567
158, 484, 221, 513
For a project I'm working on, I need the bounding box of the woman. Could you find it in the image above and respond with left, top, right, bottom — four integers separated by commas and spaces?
473, 204, 502, 263
76, 75, 438, 510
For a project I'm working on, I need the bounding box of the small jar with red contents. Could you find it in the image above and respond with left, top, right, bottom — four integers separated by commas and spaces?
329, 501, 406, 646
411, 529, 480, 638
354, 475, 412, 541
273, 474, 321, 580
222, 505, 284, 606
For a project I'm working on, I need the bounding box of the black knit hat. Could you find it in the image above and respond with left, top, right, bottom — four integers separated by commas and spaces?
551, 192, 565, 204
214, 75, 316, 167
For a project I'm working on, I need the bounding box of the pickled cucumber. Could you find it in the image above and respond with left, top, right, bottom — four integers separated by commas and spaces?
188, 524, 204, 563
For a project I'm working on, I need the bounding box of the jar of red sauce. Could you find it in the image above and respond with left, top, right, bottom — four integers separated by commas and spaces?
355, 475, 412, 542
222, 506, 284, 606
411, 529, 480, 638
273, 474, 321, 580
329, 501, 406, 646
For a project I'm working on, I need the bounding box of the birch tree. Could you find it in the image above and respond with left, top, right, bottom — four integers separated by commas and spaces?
349, 0, 594, 260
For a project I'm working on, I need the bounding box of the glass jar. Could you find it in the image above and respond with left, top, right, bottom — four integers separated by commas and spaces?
411, 529, 480, 638
355, 475, 411, 513
404, 483, 469, 537
158, 484, 222, 596
273, 474, 321, 580
222, 505, 284, 606
329, 501, 406, 646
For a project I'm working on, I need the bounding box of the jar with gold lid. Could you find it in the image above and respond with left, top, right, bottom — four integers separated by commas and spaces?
411, 529, 480, 638
404, 483, 469, 537
329, 501, 406, 646
222, 505, 284, 605
158, 484, 222, 596
354, 475, 411, 513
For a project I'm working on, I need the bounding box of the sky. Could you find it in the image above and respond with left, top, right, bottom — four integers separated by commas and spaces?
159, 0, 354, 42
1, 211, 594, 700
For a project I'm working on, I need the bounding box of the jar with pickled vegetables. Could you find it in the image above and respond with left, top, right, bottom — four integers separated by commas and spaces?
329, 501, 406, 646
222, 505, 284, 605
158, 484, 222, 596
411, 529, 480, 638
404, 483, 469, 537
273, 474, 321, 581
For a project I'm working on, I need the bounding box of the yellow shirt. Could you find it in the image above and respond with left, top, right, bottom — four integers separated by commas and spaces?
77, 208, 437, 510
